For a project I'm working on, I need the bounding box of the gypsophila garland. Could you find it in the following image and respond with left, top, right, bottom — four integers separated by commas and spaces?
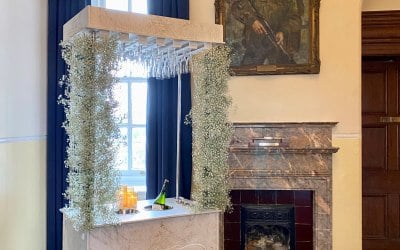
190, 45, 233, 212
59, 32, 120, 231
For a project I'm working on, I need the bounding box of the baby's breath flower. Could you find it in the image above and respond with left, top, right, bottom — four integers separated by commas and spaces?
60, 32, 120, 231
190, 45, 233, 212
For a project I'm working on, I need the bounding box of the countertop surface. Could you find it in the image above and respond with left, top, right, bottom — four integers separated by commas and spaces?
115, 198, 220, 225
62, 198, 220, 228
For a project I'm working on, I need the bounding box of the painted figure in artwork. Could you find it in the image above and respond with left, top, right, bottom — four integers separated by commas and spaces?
231, 0, 303, 65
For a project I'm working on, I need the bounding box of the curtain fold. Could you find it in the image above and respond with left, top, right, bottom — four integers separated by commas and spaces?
146, 0, 192, 199
47, 1, 90, 249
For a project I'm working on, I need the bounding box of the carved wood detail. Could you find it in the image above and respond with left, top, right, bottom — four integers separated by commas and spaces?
362, 11, 400, 56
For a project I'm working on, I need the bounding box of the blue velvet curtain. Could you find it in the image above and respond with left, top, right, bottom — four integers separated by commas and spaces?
146, 0, 192, 199
48, 1, 191, 248
47, 1, 90, 249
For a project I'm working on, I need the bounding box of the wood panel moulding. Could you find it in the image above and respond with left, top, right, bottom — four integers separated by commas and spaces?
362, 11, 400, 56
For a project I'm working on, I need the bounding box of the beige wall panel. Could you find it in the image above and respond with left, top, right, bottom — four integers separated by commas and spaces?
0, 140, 46, 250
332, 137, 362, 250
363, 0, 400, 11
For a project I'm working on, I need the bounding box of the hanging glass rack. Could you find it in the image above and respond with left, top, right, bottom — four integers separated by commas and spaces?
63, 6, 224, 199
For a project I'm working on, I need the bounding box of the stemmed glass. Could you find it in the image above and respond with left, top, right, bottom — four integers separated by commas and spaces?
120, 38, 200, 80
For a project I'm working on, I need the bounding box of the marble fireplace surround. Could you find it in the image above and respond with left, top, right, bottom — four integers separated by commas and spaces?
227, 123, 338, 250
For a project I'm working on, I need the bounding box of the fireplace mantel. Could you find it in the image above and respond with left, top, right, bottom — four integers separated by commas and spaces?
227, 122, 338, 250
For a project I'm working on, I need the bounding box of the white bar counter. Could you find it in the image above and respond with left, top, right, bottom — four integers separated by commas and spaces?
63, 198, 222, 250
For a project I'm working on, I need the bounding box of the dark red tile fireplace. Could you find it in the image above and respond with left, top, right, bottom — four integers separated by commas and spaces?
224, 190, 313, 250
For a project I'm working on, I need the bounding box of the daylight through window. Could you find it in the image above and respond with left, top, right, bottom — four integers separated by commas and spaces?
92, 0, 148, 199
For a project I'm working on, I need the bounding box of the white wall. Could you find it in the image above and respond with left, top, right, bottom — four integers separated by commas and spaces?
0, 1, 47, 139
191, 0, 362, 249
0, 0, 47, 249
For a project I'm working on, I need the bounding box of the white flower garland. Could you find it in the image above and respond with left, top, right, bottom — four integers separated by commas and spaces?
190, 45, 233, 211
59, 34, 232, 228
59, 33, 120, 231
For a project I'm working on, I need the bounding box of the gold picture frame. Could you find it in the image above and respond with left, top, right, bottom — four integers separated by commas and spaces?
215, 0, 320, 75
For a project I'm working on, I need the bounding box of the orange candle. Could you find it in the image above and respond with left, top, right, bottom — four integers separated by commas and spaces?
117, 185, 128, 209
127, 187, 135, 208
128, 193, 133, 208
117, 186, 138, 210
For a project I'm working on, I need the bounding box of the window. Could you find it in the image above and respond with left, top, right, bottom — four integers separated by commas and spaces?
92, 0, 148, 199
114, 76, 147, 199
92, 0, 147, 14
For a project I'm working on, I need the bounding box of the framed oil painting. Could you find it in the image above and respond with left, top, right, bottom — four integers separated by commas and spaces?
215, 0, 320, 75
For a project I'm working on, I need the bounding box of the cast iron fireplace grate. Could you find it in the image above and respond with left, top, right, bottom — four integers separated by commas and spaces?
241, 204, 295, 250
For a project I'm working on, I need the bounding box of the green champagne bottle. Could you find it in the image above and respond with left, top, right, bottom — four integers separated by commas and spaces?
152, 179, 169, 210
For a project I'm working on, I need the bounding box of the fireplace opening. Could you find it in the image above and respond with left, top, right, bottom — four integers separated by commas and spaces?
224, 190, 314, 250
241, 204, 295, 250
245, 225, 290, 250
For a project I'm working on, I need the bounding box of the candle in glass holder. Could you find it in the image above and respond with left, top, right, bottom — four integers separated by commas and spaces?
127, 187, 134, 208
117, 186, 138, 211
117, 185, 129, 209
